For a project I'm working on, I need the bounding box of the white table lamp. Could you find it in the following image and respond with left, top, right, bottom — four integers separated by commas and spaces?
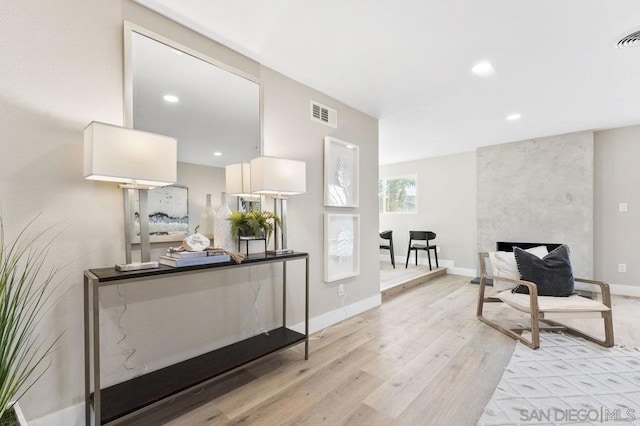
225, 163, 252, 197
249, 156, 306, 254
84, 121, 177, 270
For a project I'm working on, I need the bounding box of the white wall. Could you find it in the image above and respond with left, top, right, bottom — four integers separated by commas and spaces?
379, 151, 476, 270
594, 124, 640, 288
0, 0, 378, 421
379, 128, 638, 290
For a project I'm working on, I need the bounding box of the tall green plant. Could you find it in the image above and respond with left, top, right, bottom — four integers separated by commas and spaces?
0, 218, 61, 419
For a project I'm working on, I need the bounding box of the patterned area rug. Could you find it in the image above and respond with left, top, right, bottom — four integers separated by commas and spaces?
478, 332, 640, 425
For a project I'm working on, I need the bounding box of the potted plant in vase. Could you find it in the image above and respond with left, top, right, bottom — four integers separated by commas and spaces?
228, 210, 282, 244
0, 218, 62, 425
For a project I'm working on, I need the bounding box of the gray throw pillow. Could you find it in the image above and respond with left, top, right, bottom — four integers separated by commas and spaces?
513, 244, 575, 297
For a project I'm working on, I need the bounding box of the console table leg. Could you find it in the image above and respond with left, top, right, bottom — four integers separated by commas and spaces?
84, 276, 91, 426
282, 261, 287, 328
305, 256, 309, 360
93, 280, 101, 425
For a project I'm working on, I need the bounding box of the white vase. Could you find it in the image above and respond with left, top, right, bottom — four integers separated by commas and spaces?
199, 194, 215, 241
213, 192, 234, 251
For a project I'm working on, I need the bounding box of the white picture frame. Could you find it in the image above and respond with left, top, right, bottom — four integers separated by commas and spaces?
324, 137, 359, 207
324, 213, 360, 282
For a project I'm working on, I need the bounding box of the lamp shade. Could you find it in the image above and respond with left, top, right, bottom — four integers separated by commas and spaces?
84, 121, 177, 187
225, 163, 252, 196
250, 156, 306, 195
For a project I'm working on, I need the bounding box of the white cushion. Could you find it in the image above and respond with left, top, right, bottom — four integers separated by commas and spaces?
497, 290, 610, 314
488, 246, 548, 292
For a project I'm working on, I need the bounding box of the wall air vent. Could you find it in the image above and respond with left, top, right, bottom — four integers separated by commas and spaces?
617, 29, 640, 48
310, 100, 337, 128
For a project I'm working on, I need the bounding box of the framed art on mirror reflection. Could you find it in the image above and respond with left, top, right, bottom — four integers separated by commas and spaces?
132, 185, 189, 243
238, 196, 261, 213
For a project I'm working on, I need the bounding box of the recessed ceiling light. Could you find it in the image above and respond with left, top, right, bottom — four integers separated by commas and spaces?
213, 152, 222, 156
163, 95, 179, 103
507, 113, 521, 121
471, 61, 495, 77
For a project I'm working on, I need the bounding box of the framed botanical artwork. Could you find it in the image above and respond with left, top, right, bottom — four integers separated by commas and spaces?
324, 137, 359, 207
133, 185, 189, 243
324, 213, 360, 282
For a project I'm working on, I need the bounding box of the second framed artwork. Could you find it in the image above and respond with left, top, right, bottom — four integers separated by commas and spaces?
324, 213, 360, 282
324, 136, 359, 207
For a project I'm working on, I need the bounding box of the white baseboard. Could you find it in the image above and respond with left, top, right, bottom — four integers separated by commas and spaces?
31, 294, 382, 426
573, 282, 640, 298
609, 283, 640, 297
382, 255, 476, 277
447, 266, 477, 277
290, 293, 381, 335
436, 259, 476, 277
30, 402, 86, 426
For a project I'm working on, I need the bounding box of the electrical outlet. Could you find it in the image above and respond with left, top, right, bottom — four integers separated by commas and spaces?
619, 203, 628, 212
338, 284, 345, 296
618, 264, 627, 273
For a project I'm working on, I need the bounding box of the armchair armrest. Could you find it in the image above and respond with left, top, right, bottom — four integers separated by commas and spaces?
478, 272, 539, 316
478, 252, 539, 296
575, 278, 612, 308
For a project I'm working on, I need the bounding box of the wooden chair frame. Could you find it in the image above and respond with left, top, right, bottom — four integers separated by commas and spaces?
476, 252, 614, 349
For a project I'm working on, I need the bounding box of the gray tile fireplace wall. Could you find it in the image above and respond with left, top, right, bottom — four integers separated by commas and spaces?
476, 130, 594, 278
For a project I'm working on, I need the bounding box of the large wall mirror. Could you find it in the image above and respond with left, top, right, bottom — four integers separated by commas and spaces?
124, 23, 261, 243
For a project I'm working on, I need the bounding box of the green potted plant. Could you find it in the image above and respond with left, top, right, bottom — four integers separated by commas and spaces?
228, 210, 282, 243
0, 218, 62, 425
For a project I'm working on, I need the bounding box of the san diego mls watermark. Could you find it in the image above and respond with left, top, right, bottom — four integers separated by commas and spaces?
520, 407, 636, 423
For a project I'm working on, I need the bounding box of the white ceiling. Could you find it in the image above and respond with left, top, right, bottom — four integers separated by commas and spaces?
134, 0, 640, 165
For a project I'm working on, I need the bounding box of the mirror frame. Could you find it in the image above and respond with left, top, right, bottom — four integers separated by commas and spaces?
123, 21, 263, 244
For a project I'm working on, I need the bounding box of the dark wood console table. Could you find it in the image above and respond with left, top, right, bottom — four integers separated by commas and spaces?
84, 252, 309, 425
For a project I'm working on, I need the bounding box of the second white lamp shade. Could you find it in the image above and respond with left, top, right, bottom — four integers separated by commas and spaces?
225, 163, 252, 197
84, 121, 177, 188
250, 156, 306, 195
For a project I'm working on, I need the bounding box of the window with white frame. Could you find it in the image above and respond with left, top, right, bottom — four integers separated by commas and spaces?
379, 176, 417, 213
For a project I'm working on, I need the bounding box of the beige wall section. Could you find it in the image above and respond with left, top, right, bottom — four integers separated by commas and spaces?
261, 68, 380, 318
177, 162, 226, 233
476, 131, 594, 278
0, 1, 125, 419
594, 125, 640, 287
379, 151, 477, 270
0, 0, 378, 420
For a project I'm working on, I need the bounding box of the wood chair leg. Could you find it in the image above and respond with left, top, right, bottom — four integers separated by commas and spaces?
477, 274, 541, 349
434, 248, 439, 267
540, 315, 615, 348
530, 311, 540, 349
427, 251, 432, 270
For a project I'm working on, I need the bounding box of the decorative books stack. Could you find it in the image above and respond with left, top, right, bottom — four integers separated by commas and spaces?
159, 250, 231, 267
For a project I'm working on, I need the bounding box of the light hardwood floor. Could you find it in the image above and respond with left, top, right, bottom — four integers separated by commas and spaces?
123, 274, 639, 426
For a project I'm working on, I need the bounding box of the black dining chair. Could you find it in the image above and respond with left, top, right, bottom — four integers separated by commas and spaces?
405, 231, 438, 270
379, 230, 395, 268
